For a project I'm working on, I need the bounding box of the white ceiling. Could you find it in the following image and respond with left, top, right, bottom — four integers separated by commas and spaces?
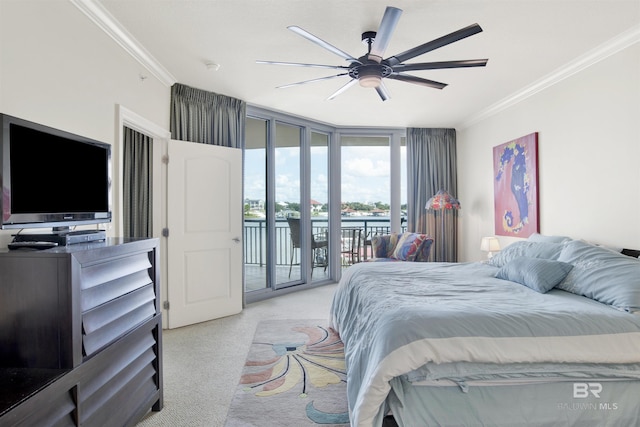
95, 0, 639, 128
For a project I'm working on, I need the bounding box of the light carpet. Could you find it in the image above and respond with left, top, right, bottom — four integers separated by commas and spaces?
225, 319, 349, 427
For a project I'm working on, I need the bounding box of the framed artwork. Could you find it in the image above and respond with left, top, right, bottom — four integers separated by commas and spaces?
493, 132, 539, 237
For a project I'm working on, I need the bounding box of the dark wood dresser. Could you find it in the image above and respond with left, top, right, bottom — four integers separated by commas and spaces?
0, 237, 162, 426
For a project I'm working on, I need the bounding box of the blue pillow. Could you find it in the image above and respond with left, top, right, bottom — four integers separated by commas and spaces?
528, 233, 571, 244
495, 256, 574, 293
487, 241, 565, 268
557, 240, 640, 312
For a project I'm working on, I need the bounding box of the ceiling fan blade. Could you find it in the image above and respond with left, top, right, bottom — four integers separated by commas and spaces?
277, 73, 349, 89
327, 79, 358, 100
288, 26, 360, 63
386, 23, 483, 66
392, 59, 488, 72
375, 81, 391, 101
387, 73, 448, 90
368, 6, 403, 62
256, 60, 350, 70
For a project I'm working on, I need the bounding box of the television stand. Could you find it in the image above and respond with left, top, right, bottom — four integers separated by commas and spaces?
12, 229, 106, 245
0, 238, 163, 425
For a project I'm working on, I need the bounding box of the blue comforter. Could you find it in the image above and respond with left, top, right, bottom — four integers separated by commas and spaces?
330, 261, 640, 427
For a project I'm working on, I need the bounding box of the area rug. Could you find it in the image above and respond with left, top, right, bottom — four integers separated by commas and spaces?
224, 319, 349, 427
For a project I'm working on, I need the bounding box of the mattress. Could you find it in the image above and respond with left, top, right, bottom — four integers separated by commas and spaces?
330, 261, 640, 426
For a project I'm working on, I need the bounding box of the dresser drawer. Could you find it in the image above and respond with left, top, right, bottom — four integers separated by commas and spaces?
80, 252, 152, 292
82, 284, 156, 357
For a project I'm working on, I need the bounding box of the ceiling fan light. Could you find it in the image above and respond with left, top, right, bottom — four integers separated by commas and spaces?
359, 75, 381, 88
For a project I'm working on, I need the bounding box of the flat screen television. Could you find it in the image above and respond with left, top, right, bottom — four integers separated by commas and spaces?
1, 113, 112, 231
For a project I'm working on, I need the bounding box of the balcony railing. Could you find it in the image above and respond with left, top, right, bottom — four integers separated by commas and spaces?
243, 217, 405, 266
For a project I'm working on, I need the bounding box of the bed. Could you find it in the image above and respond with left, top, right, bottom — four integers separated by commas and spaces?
330, 237, 640, 426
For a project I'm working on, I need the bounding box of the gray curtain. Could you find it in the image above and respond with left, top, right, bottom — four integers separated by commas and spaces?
406, 128, 458, 262
170, 82, 246, 148
123, 127, 152, 238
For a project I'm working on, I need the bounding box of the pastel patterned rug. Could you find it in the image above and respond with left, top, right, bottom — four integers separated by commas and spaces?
224, 319, 349, 427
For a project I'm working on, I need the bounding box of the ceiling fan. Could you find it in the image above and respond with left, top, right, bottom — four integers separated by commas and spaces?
257, 6, 488, 101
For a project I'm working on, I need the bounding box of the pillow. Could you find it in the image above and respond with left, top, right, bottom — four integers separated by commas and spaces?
557, 240, 640, 312
371, 233, 400, 258
414, 237, 433, 262
590, 242, 623, 253
367, 257, 400, 262
495, 256, 573, 293
392, 232, 431, 261
414, 237, 434, 262
487, 241, 565, 268
528, 233, 571, 244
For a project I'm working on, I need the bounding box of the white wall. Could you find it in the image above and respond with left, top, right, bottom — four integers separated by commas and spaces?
0, 0, 170, 246
458, 43, 640, 261
2, 2, 638, 259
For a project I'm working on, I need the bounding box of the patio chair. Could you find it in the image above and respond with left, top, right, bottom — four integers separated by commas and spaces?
287, 217, 328, 277
340, 227, 363, 266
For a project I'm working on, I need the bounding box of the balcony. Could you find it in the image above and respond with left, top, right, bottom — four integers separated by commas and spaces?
243, 217, 405, 291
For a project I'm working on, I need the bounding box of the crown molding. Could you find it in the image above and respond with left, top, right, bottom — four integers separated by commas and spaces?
70, 0, 177, 87
460, 24, 640, 129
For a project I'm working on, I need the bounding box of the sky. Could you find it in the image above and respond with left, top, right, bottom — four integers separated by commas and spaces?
244, 145, 407, 206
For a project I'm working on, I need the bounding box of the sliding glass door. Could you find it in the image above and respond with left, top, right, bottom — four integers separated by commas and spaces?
244, 114, 332, 299
244, 117, 268, 292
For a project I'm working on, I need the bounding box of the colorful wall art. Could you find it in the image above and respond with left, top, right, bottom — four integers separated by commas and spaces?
493, 133, 539, 237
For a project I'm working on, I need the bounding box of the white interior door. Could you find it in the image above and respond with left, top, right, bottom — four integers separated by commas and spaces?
166, 139, 242, 329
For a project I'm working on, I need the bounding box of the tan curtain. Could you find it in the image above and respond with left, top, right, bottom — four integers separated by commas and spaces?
406, 128, 458, 262
425, 209, 460, 262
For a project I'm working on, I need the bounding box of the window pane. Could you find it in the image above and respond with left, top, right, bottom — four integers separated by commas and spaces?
244, 117, 267, 292
341, 136, 390, 265
311, 131, 329, 283
401, 136, 407, 226
275, 122, 301, 286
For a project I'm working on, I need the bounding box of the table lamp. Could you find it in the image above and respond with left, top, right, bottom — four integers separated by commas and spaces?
480, 236, 500, 259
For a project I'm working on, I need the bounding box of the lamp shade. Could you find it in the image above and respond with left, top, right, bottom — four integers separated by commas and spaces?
359, 74, 382, 88
480, 236, 501, 252
425, 190, 461, 210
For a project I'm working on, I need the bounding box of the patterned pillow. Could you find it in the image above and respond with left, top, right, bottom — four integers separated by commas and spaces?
371, 233, 400, 259
414, 237, 434, 262
495, 256, 573, 293
367, 257, 401, 262
392, 232, 431, 261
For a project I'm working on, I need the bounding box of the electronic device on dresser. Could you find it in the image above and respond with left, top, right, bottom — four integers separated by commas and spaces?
0, 113, 112, 247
